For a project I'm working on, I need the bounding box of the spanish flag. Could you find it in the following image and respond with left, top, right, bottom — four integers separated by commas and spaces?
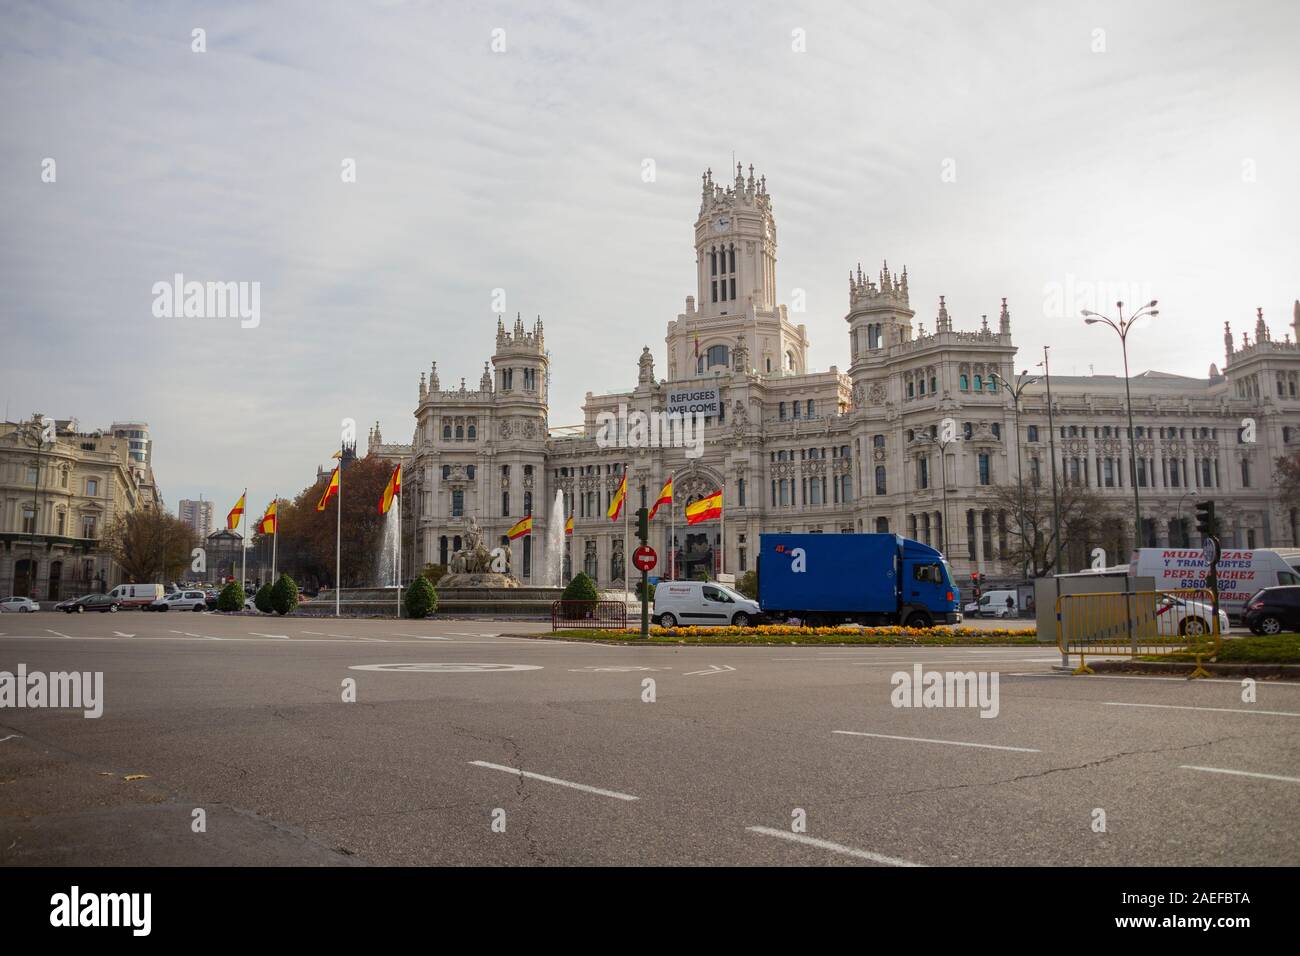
607, 470, 627, 521
685, 490, 722, 525
258, 500, 277, 535
379, 464, 402, 515
316, 467, 340, 511
507, 515, 533, 540
226, 492, 245, 530
648, 476, 673, 521
564, 516, 574, 535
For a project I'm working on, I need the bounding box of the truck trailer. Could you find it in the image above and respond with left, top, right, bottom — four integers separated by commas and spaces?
757, 533, 961, 627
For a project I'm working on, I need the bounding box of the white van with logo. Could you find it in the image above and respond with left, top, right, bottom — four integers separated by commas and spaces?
1130, 548, 1300, 620
653, 580, 762, 628
976, 589, 1020, 618
107, 583, 165, 608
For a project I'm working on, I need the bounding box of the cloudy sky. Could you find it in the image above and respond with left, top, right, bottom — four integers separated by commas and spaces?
2, 0, 1297, 514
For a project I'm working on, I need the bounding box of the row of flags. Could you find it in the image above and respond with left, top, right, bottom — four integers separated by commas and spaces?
224, 466, 722, 541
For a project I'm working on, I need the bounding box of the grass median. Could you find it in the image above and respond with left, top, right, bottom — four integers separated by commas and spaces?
1137, 632, 1300, 664
539, 624, 1039, 645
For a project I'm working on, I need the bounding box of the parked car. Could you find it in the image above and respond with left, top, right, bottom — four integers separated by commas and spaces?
59, 594, 121, 614
148, 590, 209, 612
107, 583, 165, 608
1243, 586, 1300, 636
975, 590, 1019, 618
0, 596, 39, 613
1154, 592, 1231, 637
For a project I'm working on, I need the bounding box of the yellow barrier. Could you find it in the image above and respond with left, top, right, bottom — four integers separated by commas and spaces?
1056, 588, 1222, 678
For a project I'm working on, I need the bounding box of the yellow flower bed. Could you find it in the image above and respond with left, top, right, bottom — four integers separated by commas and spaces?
637, 624, 1036, 638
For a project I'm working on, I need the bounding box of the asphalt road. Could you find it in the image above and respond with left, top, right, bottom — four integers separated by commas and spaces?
1, 611, 1296, 866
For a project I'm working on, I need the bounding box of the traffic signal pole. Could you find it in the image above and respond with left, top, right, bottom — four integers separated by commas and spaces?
636, 507, 650, 639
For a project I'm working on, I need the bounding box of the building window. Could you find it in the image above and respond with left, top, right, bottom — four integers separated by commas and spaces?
959, 374, 968, 390
978, 453, 991, 485
1030, 458, 1041, 486
22, 507, 36, 534
705, 344, 729, 368
452, 490, 464, 517
455, 424, 464, 440
467, 424, 476, 440
875, 465, 887, 496
1027, 425, 1039, 442
807, 400, 815, 417
81, 515, 97, 539
876, 516, 889, 533
467, 465, 476, 480
443, 424, 452, 440
502, 492, 510, 516
26, 464, 38, 484
917, 457, 929, 490
86, 478, 99, 496
779, 402, 786, 420
1241, 458, 1251, 487
738, 478, 746, 507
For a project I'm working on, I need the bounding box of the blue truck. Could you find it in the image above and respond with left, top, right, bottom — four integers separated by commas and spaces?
757, 533, 962, 627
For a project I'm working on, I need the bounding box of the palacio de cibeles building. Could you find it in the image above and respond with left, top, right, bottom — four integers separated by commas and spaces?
366, 164, 1300, 590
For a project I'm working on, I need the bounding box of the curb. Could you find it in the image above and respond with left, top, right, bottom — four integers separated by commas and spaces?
1069, 660, 1300, 680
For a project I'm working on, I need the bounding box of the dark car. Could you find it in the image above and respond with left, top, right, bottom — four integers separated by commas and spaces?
1243, 586, 1300, 635
60, 594, 121, 614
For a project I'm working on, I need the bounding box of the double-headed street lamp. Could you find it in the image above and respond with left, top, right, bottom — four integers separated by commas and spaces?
1083, 300, 1159, 550
990, 369, 1039, 580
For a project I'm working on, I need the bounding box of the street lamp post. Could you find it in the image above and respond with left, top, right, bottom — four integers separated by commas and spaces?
1083, 300, 1158, 553
991, 370, 1039, 581
1038, 348, 1064, 574
16, 414, 51, 600
937, 436, 954, 558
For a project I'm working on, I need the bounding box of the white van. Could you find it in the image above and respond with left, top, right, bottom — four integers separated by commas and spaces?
107, 583, 165, 608
1130, 548, 1300, 620
976, 589, 1020, 618
653, 580, 762, 628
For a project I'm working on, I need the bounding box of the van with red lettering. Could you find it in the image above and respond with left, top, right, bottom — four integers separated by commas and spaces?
1129, 548, 1300, 621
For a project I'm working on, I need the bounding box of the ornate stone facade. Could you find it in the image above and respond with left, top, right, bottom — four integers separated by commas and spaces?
371, 165, 1300, 585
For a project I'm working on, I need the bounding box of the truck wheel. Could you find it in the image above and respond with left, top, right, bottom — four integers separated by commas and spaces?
732, 611, 751, 628
904, 611, 932, 629
660, 612, 677, 628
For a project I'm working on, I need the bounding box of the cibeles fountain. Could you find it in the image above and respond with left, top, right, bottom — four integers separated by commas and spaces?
302, 503, 584, 617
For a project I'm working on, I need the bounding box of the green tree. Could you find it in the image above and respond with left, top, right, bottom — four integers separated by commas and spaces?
1275, 450, 1300, 511
560, 571, 598, 619
270, 574, 300, 616
253, 583, 273, 613
404, 576, 437, 618
217, 580, 245, 612
735, 569, 758, 599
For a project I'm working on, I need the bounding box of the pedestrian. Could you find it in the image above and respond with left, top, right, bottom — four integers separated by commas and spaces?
1006, 594, 1015, 617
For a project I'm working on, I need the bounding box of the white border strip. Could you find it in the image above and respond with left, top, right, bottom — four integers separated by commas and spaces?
746, 826, 924, 866
469, 760, 639, 801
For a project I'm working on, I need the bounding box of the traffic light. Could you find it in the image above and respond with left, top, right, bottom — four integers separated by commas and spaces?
1194, 500, 1215, 537
635, 506, 649, 545
971, 572, 982, 598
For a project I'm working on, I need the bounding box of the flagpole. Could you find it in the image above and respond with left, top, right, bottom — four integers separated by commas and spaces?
720, 488, 725, 579
240, 487, 247, 594
271, 497, 277, 583
669, 475, 675, 580
335, 465, 342, 618
396, 487, 402, 619
623, 465, 630, 599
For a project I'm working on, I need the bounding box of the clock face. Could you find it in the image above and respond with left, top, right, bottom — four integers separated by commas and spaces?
714, 217, 730, 232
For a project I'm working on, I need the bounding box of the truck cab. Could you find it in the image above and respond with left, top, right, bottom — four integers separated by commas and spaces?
900, 538, 960, 625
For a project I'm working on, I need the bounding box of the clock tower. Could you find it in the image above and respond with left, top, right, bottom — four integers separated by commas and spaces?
694, 163, 777, 318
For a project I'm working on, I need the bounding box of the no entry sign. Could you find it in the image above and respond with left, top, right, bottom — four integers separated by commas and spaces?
633, 546, 657, 572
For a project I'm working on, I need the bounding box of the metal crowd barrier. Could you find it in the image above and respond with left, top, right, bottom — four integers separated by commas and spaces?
1056, 588, 1222, 678
551, 600, 628, 631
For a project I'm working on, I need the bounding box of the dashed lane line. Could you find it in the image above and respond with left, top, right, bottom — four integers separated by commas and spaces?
1180, 765, 1300, 785
45, 629, 72, 639
469, 760, 639, 802
833, 730, 1041, 753
1105, 701, 1300, 718
745, 827, 924, 867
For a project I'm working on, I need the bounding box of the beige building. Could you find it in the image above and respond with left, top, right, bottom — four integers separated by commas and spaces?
372, 164, 1300, 586
1, 415, 162, 599
178, 498, 214, 540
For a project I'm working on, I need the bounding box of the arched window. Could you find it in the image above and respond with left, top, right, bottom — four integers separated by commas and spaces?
442, 424, 451, 440
455, 424, 464, 440
875, 466, 887, 495
959, 373, 969, 390
467, 424, 476, 440
710, 247, 717, 276
467, 465, 476, 480
705, 344, 729, 368
974, 374, 983, 390
930, 375, 937, 394
441, 465, 450, 479
786, 351, 796, 371
873, 435, 885, 448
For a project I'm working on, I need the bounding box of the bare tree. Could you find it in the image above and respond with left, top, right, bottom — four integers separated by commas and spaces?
984, 477, 1128, 576
104, 508, 197, 583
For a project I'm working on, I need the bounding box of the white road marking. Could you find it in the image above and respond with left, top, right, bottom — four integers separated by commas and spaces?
746, 826, 923, 867
469, 761, 639, 801
45, 628, 72, 638
1180, 765, 1300, 785
169, 630, 220, 640
249, 632, 289, 640
0, 734, 21, 743
1105, 702, 1300, 718
833, 730, 1041, 753
112, 631, 135, 638
389, 634, 452, 641
684, 664, 736, 677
